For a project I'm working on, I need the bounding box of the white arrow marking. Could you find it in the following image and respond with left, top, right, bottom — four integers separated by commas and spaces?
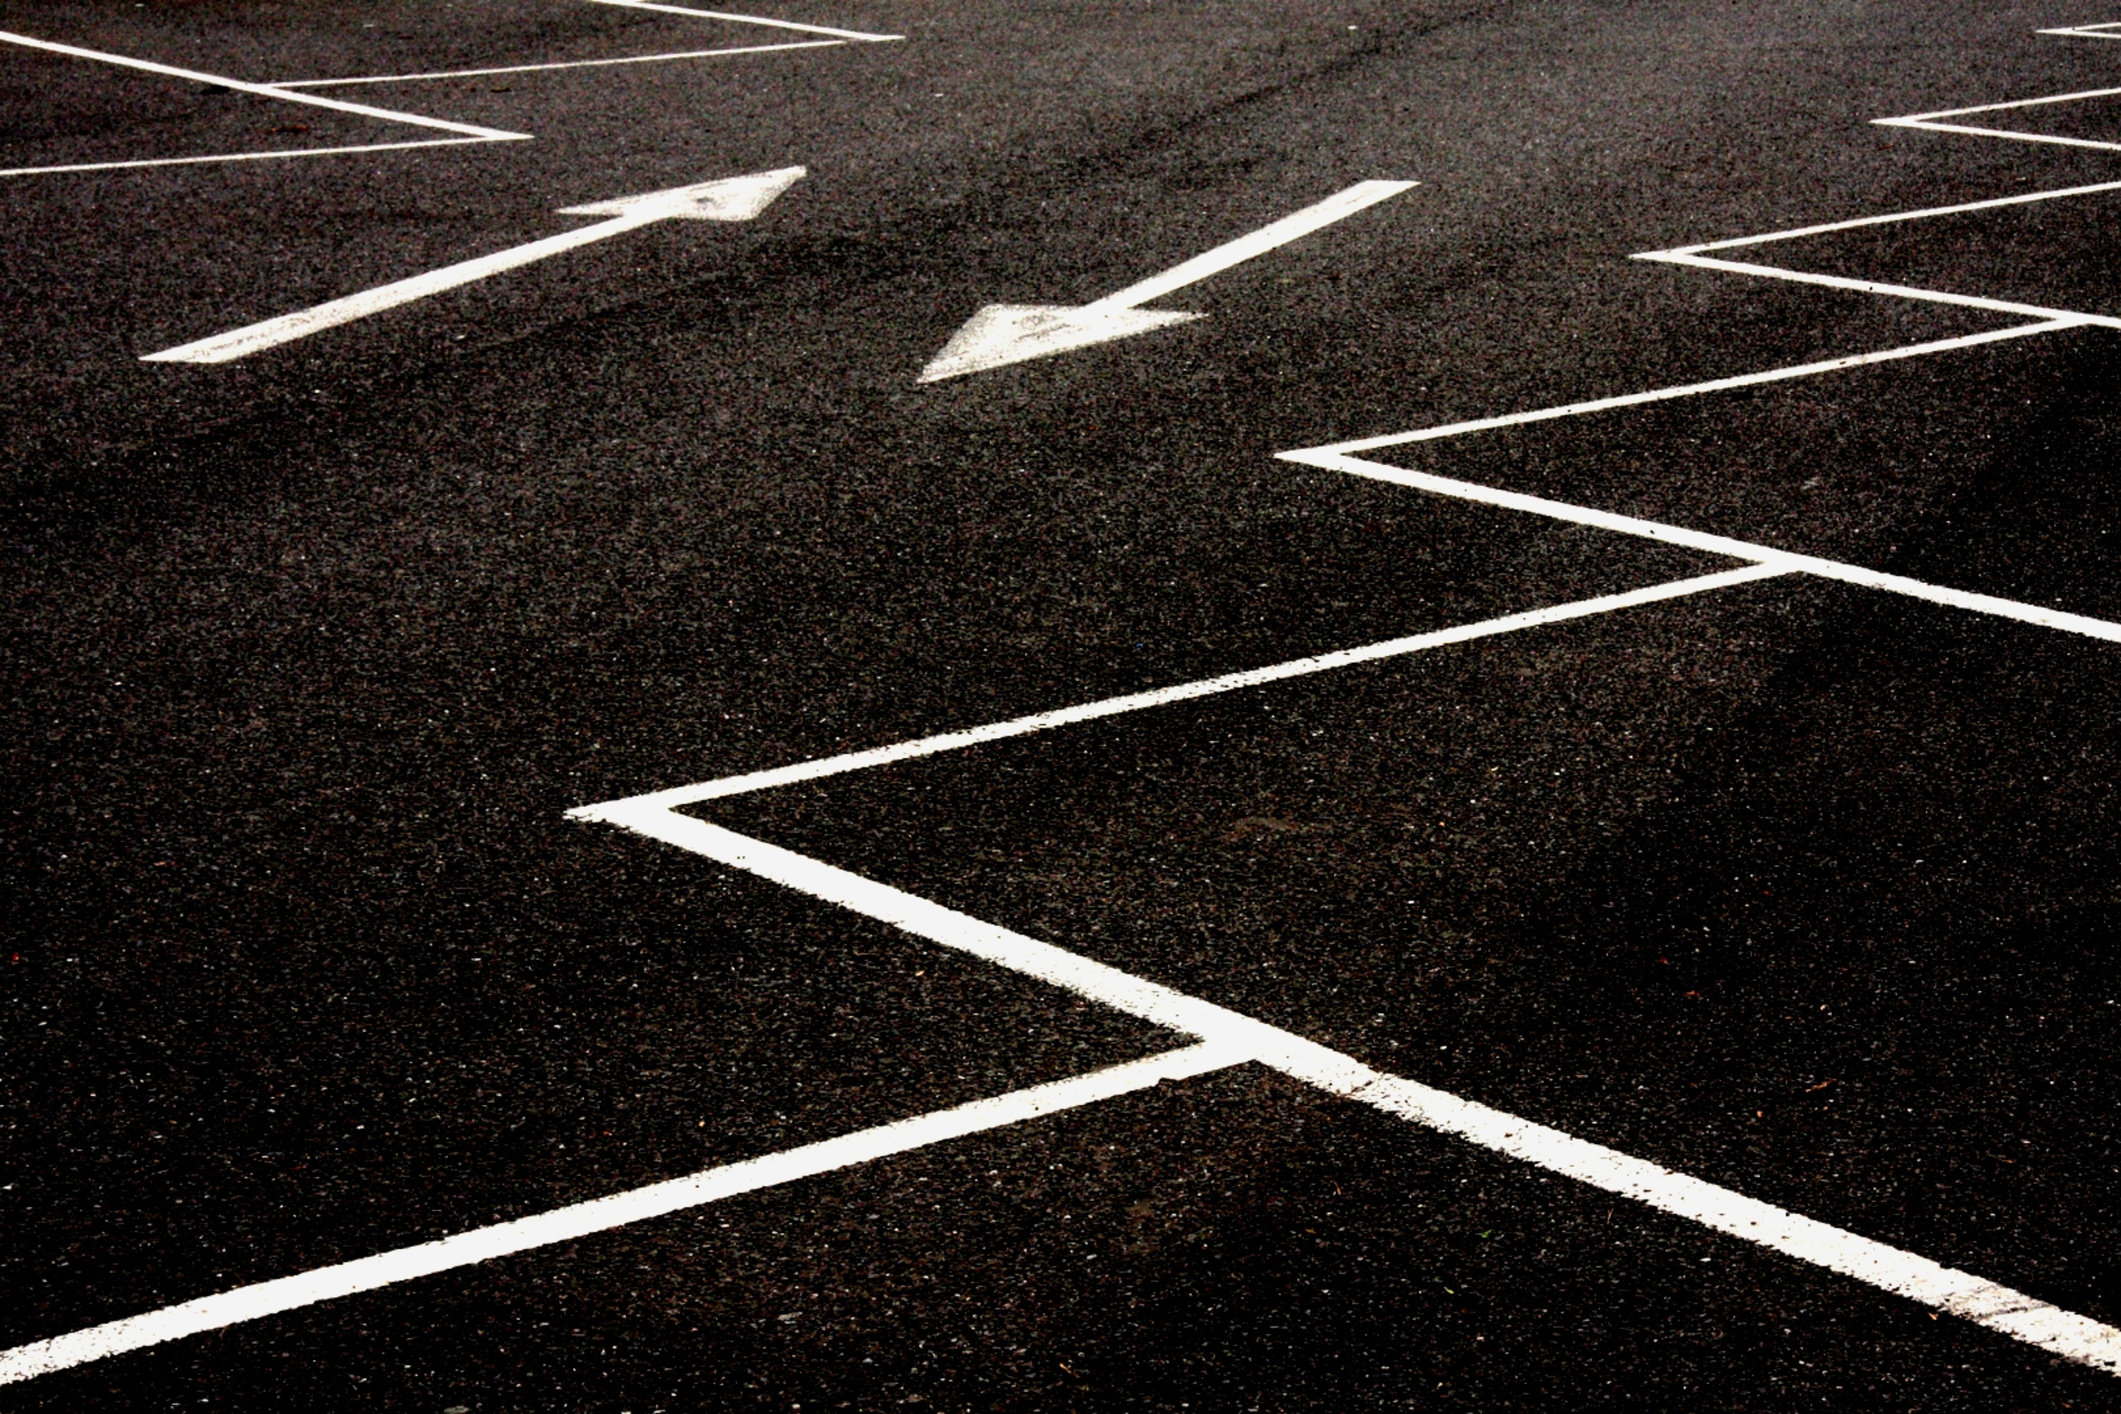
919, 179, 1417, 382
141, 167, 806, 364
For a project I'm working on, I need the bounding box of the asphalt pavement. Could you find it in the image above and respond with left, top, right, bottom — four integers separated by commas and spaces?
5, 0, 2121, 1408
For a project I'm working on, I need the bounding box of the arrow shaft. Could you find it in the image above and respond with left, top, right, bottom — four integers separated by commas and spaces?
142, 211, 658, 364
1088, 179, 1417, 310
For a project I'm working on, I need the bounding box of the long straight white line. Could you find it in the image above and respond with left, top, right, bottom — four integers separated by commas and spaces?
1635, 252, 2121, 330
577, 811, 2121, 1376
0, 1042, 1242, 1386
582, 0, 903, 41
270, 40, 845, 88
1090, 180, 1417, 311
2038, 23, 2121, 39
1309, 320, 2080, 454
570, 565, 1790, 817
0, 30, 528, 141
1279, 449, 2121, 643
0, 135, 502, 180
1639, 176, 2121, 254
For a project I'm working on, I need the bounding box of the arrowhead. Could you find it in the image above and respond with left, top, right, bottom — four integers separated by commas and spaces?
918, 303, 1203, 382
557, 166, 806, 221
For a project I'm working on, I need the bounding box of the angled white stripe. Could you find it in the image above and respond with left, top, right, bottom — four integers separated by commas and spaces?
569, 566, 1787, 816
1879, 119, 2121, 155
590, 815, 2121, 1376
270, 40, 845, 87
1306, 320, 2080, 454
1883, 83, 2121, 121
582, 0, 902, 41
1636, 177, 2121, 255
0, 135, 511, 179
1279, 450, 2121, 643
0, 1043, 1241, 1386
1352, 1073, 2121, 1371
1635, 253, 2121, 330
0, 30, 527, 140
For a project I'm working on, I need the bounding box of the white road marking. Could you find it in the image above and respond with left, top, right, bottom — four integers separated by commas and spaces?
0, 136, 503, 180
582, 0, 903, 41
1279, 445, 2121, 643
572, 566, 1790, 817
1634, 253, 2121, 329
1874, 83, 2121, 153
1638, 176, 2121, 254
0, 30, 526, 141
919, 180, 1417, 381
1875, 118, 2121, 153
140, 168, 805, 363
1286, 61, 2121, 647
584, 17, 2113, 1382
2035, 21, 2121, 40
564, 810, 2121, 1377
269, 40, 848, 88
0, 1043, 1242, 1386
1307, 320, 2082, 452
0, 575, 1783, 1384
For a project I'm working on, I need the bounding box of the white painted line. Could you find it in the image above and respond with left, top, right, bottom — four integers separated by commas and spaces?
1874, 115, 2121, 154
1636, 252, 2121, 330
578, 811, 2121, 1376
1876, 119, 2121, 156
570, 565, 1791, 817
0, 136, 502, 180
0, 1042, 1241, 1386
270, 39, 844, 88
583, 0, 903, 41
141, 167, 804, 363
919, 180, 1417, 381
1089, 180, 1419, 311
1352, 1071, 2121, 1373
1308, 320, 2081, 454
0, 30, 528, 141
2036, 23, 2121, 39
1636, 176, 2121, 255
1277, 447, 2121, 643
1879, 82, 2121, 123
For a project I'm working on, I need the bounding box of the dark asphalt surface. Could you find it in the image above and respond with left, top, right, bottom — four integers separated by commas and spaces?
5, 0, 2121, 1408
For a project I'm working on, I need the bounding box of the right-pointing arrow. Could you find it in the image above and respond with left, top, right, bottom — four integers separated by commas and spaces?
919, 179, 1416, 383
144, 167, 806, 364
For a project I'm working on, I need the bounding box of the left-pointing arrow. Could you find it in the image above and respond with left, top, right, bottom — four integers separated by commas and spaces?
919, 179, 1416, 383
142, 166, 806, 364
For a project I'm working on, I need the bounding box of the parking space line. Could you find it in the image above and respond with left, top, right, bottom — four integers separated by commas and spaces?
1875, 83, 2121, 153
1640, 176, 2121, 255
583, 0, 904, 42
1303, 320, 2080, 451
268, 40, 848, 89
564, 812, 2121, 1375
1278, 445, 2121, 643
0, 1042, 1243, 1386
0, 136, 505, 180
0, 30, 527, 141
575, 565, 1790, 816
1639, 252, 2121, 329
2036, 21, 2121, 40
